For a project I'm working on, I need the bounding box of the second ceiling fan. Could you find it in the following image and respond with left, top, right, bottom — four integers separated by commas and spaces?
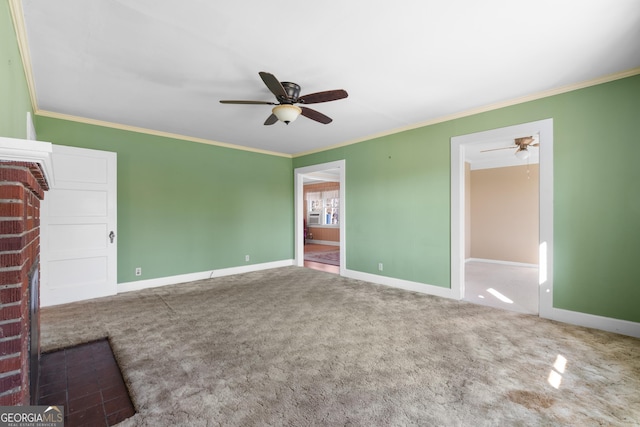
481, 136, 539, 159
220, 72, 348, 125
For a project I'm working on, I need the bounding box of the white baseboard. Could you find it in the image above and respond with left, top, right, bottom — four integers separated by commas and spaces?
119, 260, 639, 339
343, 269, 457, 299
465, 260, 639, 337
344, 267, 639, 339
306, 239, 339, 246
117, 259, 294, 294
466, 258, 538, 268
545, 307, 640, 339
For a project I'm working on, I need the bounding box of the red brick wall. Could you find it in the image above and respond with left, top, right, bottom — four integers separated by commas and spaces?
0, 162, 47, 406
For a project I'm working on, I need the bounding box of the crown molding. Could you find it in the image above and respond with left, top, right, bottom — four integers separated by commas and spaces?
8, 0, 38, 112
9, 1, 638, 159
35, 110, 292, 158
8, 1, 291, 159
292, 66, 640, 158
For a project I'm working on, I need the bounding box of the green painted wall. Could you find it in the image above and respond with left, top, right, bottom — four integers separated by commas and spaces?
4, 0, 638, 322
35, 118, 294, 283
0, 1, 33, 138
294, 74, 640, 323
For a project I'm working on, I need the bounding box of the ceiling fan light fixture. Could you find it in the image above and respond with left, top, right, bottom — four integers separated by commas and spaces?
515, 147, 530, 160
272, 104, 302, 124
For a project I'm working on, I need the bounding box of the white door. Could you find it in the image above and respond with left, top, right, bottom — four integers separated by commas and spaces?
41, 145, 117, 306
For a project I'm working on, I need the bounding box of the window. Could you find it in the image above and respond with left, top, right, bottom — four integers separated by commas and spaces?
307, 190, 339, 226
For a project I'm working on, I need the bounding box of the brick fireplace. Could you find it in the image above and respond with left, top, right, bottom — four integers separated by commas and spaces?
0, 138, 53, 406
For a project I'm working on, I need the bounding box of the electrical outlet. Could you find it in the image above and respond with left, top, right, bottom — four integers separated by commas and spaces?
378, 262, 383, 271
135, 267, 142, 276
245, 255, 250, 262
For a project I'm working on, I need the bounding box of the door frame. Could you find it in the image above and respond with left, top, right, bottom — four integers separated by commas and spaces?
450, 119, 554, 318
294, 160, 346, 275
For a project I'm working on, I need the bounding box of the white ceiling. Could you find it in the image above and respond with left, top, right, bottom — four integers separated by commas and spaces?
303, 168, 340, 184
18, 1, 640, 157
465, 135, 539, 170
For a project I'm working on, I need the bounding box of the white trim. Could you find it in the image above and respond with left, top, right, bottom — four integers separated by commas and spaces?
293, 67, 640, 158
465, 258, 538, 269
35, 110, 292, 159
8, 1, 38, 112
26, 112, 37, 141
0, 136, 54, 187
306, 240, 339, 246
115, 260, 640, 338
343, 269, 457, 300
447, 119, 640, 340
118, 259, 294, 294
546, 309, 640, 339
295, 160, 346, 276
451, 119, 554, 307
8, 0, 639, 160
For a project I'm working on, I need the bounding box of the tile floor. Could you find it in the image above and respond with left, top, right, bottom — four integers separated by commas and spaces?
38, 338, 135, 426
464, 260, 539, 314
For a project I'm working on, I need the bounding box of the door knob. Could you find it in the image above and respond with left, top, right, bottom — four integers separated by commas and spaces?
109, 231, 115, 243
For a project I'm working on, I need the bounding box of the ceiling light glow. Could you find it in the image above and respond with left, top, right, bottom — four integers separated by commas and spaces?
272, 104, 302, 124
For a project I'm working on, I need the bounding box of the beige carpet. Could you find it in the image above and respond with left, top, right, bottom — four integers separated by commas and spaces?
40, 267, 640, 426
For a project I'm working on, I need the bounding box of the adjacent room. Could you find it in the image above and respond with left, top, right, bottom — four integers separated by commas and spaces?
463, 138, 540, 314
1, 1, 639, 426
302, 168, 341, 274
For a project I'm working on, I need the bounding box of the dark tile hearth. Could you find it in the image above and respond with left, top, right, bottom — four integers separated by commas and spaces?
38, 338, 135, 426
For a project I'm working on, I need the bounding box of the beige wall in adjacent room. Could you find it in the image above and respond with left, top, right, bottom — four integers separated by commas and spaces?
470, 164, 539, 264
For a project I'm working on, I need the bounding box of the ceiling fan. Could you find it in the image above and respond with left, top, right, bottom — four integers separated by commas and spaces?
220, 72, 348, 125
481, 136, 539, 159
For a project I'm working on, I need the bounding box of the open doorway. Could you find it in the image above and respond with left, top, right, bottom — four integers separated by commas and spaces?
451, 119, 554, 318
303, 169, 341, 274
463, 139, 540, 314
294, 160, 346, 275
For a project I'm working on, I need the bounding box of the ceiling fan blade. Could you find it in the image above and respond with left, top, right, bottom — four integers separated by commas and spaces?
515, 136, 535, 146
530, 143, 540, 147
264, 114, 278, 126
299, 89, 348, 104
259, 72, 287, 100
220, 100, 275, 105
480, 146, 517, 153
301, 107, 332, 124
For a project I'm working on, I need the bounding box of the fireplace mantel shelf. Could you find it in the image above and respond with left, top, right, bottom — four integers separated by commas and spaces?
0, 136, 55, 188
